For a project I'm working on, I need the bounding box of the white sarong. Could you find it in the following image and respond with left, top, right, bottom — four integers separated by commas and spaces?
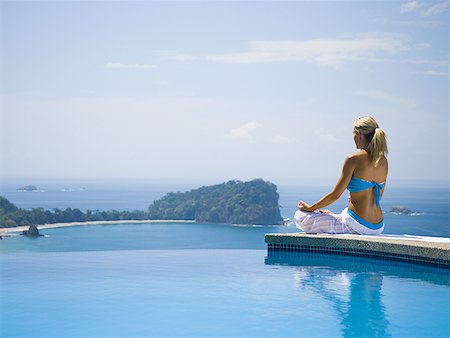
294, 208, 384, 235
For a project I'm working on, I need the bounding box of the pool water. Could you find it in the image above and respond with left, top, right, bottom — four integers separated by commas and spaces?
1, 249, 449, 337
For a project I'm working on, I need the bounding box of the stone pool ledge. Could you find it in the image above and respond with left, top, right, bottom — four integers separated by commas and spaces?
265, 233, 450, 269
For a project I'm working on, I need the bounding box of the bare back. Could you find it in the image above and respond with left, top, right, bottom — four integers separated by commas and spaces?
348, 150, 388, 223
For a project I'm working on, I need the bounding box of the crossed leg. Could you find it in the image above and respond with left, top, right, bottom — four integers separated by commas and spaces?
294, 210, 357, 234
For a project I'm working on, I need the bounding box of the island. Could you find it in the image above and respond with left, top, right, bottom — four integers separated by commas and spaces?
1, 179, 284, 228
16, 185, 38, 192
389, 205, 415, 215
148, 179, 283, 225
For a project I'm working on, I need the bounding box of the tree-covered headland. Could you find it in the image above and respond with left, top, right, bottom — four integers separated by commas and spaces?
148, 179, 283, 225
0, 179, 283, 227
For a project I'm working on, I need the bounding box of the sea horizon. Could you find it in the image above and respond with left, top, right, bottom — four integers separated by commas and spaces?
1, 176, 449, 238
1, 175, 449, 188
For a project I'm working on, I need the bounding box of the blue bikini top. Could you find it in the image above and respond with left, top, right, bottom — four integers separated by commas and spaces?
347, 176, 385, 208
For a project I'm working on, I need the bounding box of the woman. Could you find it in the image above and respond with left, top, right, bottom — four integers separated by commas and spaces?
294, 116, 388, 235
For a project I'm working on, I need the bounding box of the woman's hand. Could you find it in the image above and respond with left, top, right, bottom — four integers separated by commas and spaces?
297, 200, 313, 212
319, 209, 332, 214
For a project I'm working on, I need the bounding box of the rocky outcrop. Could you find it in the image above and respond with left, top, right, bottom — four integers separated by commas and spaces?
389, 205, 414, 215
21, 225, 43, 237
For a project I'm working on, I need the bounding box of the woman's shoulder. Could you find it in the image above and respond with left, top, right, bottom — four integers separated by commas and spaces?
346, 150, 368, 163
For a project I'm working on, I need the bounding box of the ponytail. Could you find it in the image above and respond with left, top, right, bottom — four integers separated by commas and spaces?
354, 116, 388, 167
367, 127, 388, 166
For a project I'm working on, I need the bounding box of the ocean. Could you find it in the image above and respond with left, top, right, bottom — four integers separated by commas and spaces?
0, 177, 449, 238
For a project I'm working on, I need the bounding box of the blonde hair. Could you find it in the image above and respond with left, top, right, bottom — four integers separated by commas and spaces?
353, 116, 388, 167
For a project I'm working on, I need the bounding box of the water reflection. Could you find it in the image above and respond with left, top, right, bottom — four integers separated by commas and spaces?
266, 251, 450, 337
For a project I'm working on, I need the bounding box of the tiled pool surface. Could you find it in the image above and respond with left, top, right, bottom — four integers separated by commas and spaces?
265, 233, 450, 269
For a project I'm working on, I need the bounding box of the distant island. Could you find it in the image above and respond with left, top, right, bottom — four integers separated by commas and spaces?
389, 205, 421, 215
16, 185, 38, 192
148, 179, 283, 225
1, 179, 283, 228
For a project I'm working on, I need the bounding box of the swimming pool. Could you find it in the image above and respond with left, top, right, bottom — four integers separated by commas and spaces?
1, 249, 449, 337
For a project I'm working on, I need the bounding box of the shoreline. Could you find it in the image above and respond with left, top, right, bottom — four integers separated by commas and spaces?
0, 219, 195, 235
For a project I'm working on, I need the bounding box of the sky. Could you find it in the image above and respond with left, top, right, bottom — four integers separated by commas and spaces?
1, 0, 449, 185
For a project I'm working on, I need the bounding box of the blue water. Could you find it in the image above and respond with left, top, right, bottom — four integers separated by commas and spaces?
0, 222, 294, 253
1, 177, 449, 237
1, 250, 449, 337
1, 178, 449, 337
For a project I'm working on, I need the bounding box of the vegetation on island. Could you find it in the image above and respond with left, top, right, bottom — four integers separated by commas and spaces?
0, 179, 283, 228
0, 196, 148, 228
148, 179, 283, 225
